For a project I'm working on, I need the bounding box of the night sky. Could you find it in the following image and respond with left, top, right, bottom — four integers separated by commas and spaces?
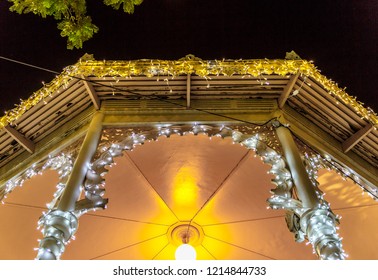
0, 0, 377, 113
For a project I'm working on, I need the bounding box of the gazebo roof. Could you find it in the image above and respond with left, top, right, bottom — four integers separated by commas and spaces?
0, 54, 377, 193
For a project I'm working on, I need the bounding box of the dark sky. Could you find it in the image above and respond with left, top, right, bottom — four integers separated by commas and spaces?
0, 0, 377, 113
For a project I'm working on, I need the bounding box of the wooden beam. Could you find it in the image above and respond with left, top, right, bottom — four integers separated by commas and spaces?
282, 106, 378, 189
186, 74, 191, 108
278, 72, 300, 108
342, 123, 374, 153
4, 125, 35, 153
81, 75, 101, 110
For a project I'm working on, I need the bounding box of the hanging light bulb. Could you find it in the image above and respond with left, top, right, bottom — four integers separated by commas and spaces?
168, 222, 202, 260
175, 243, 196, 260
175, 231, 196, 260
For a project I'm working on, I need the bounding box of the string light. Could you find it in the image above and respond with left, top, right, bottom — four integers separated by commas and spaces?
36, 209, 78, 260
0, 54, 377, 131
1, 153, 73, 204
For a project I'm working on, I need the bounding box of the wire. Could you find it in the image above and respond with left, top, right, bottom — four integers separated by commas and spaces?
0, 56, 61, 75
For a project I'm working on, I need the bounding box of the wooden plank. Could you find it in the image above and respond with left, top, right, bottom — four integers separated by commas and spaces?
342, 123, 374, 153
305, 77, 366, 127
287, 97, 345, 142
299, 81, 359, 130
32, 96, 92, 143
3, 125, 35, 153
278, 73, 300, 108
14, 79, 81, 129
186, 74, 191, 108
23, 87, 88, 140
0, 108, 93, 184
15, 81, 83, 133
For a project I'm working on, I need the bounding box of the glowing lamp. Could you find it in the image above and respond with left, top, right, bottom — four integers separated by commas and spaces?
175, 243, 196, 260
168, 222, 203, 260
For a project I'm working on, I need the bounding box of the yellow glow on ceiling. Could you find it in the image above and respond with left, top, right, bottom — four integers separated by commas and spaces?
172, 166, 199, 219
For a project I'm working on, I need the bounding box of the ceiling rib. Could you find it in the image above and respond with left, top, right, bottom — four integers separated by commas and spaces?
152, 242, 170, 260
201, 244, 217, 260
124, 152, 180, 222
90, 233, 167, 260
190, 150, 251, 223
204, 234, 276, 260
3, 125, 35, 153
342, 123, 375, 153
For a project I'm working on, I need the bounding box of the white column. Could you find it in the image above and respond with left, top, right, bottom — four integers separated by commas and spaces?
58, 111, 104, 211
37, 111, 104, 260
274, 122, 345, 259
274, 124, 319, 208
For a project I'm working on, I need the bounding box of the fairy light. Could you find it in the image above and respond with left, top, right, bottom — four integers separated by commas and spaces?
0, 153, 74, 203
302, 149, 378, 200
0, 55, 377, 131
37, 209, 78, 260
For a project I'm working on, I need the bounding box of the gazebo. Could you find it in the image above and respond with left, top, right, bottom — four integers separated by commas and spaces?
0, 53, 377, 260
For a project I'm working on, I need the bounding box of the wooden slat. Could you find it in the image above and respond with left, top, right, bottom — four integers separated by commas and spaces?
298, 82, 356, 130
0, 145, 24, 169
304, 77, 367, 127
186, 74, 191, 108
32, 96, 92, 143
287, 97, 345, 142
13, 79, 81, 128
15, 81, 84, 133
295, 85, 351, 132
0, 132, 12, 152
23, 87, 88, 139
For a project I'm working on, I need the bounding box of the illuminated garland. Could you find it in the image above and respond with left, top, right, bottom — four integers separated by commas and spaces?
0, 137, 84, 205
1, 55, 377, 130
301, 145, 378, 200
86, 123, 345, 260
0, 154, 73, 206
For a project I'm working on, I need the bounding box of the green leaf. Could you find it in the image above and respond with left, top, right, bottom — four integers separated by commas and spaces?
8, 0, 143, 49
103, 0, 144, 14
57, 16, 99, 49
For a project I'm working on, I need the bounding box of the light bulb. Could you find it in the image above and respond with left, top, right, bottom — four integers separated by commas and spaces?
175, 244, 196, 260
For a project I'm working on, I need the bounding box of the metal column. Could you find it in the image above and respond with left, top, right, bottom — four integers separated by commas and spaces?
274, 122, 345, 260
37, 111, 104, 260
274, 124, 319, 208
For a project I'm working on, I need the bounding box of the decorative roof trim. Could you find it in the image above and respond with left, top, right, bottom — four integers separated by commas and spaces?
1, 54, 377, 129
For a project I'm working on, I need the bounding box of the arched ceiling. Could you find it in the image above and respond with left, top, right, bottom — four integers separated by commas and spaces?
0, 134, 377, 260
